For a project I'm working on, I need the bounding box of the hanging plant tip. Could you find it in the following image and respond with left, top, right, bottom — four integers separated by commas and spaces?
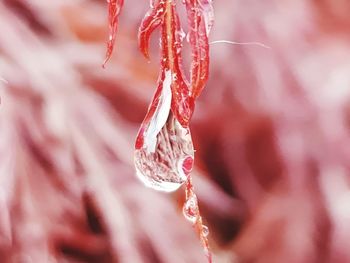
105, 0, 214, 261
103, 0, 124, 67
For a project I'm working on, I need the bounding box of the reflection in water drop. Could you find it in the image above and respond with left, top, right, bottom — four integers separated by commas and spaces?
135, 113, 194, 192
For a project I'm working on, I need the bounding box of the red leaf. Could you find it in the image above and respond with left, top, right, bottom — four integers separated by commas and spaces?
103, 0, 124, 67
185, 0, 213, 99
161, 2, 193, 127
138, 0, 166, 59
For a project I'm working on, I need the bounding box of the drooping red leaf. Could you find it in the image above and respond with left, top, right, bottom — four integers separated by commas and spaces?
161, 2, 193, 127
103, 0, 124, 67
185, 0, 213, 99
136, 0, 213, 130
138, 0, 166, 59
136, 0, 194, 145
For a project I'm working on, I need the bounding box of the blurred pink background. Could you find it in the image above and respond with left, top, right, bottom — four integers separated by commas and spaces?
1, 0, 350, 262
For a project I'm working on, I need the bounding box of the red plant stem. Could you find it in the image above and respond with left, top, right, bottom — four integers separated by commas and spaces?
185, 178, 212, 263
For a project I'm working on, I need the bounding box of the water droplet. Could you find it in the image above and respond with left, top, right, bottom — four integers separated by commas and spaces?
134, 71, 194, 192
183, 194, 198, 223
202, 225, 209, 237
135, 117, 194, 192
172, 73, 178, 81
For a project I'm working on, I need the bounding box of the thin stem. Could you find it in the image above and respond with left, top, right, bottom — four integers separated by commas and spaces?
185, 178, 212, 263
165, 0, 175, 72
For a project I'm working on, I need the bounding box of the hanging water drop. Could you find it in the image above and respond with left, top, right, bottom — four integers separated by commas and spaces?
134, 71, 195, 192
183, 194, 199, 223
202, 225, 209, 237
134, 116, 194, 192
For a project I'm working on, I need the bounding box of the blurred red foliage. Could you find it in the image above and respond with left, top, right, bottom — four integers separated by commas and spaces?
1, 0, 350, 263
